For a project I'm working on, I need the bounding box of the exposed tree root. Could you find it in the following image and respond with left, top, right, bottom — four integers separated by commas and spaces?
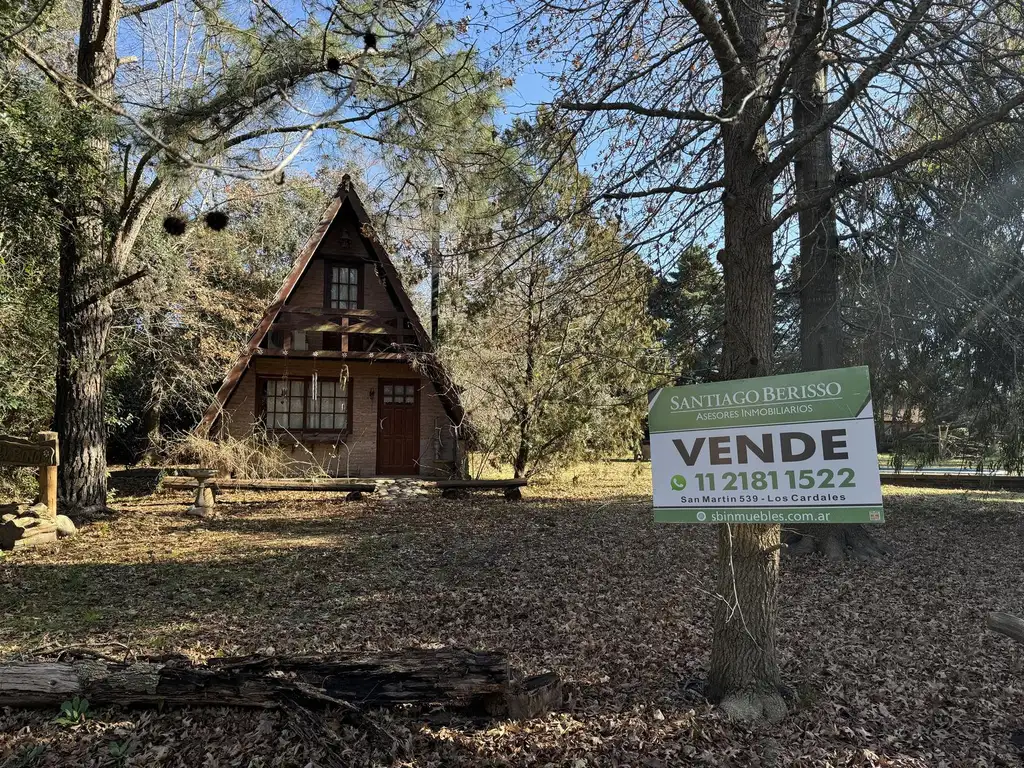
717, 689, 788, 723
784, 524, 889, 561
987, 612, 1024, 645
68, 504, 118, 525
681, 676, 789, 723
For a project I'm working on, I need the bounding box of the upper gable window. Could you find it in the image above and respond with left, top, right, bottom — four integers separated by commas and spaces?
327, 263, 360, 309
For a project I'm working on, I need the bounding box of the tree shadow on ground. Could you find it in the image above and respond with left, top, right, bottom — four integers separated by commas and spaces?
1, 488, 1022, 765
108, 467, 164, 497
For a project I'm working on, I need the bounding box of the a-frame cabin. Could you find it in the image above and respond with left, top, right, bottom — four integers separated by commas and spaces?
197, 175, 469, 477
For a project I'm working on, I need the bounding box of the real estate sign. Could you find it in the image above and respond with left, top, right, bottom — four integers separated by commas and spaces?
649, 366, 883, 524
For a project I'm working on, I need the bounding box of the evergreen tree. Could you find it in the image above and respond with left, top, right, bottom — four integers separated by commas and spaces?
649, 246, 723, 383
4, 0, 503, 514
441, 117, 670, 476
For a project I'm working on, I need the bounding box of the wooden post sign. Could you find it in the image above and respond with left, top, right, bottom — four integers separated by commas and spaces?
0, 432, 59, 516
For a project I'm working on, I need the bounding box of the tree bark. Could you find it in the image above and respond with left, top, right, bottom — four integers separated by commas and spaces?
55, 0, 121, 515
514, 270, 538, 479
787, 0, 886, 559
56, 274, 113, 515
0, 650, 560, 718
706, 3, 785, 722
794, 53, 841, 373
141, 377, 163, 465
513, 417, 530, 478
707, 523, 784, 721
987, 612, 1024, 645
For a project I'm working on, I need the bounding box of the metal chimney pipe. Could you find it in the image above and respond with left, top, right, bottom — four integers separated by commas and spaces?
430, 184, 444, 344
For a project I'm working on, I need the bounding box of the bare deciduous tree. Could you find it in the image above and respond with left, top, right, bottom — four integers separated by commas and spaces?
504, 0, 1024, 720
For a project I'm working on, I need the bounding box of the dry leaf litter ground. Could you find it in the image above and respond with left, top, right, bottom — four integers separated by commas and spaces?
1, 462, 1022, 767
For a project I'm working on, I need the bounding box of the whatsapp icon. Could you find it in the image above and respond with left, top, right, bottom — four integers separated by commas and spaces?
670, 475, 687, 491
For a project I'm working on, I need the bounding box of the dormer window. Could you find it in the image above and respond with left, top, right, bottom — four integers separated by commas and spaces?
327, 262, 360, 309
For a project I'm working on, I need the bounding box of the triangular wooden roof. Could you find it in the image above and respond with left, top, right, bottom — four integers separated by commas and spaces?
197, 175, 468, 435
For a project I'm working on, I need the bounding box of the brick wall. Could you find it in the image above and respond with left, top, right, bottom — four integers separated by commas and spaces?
219, 359, 457, 477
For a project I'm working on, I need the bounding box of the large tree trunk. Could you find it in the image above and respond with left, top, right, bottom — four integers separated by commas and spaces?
56, 253, 114, 514
706, 4, 785, 722
513, 402, 530, 479
786, 0, 886, 560
56, 0, 120, 515
514, 273, 538, 479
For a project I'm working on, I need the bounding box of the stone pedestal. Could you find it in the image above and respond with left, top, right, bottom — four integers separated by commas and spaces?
183, 469, 219, 517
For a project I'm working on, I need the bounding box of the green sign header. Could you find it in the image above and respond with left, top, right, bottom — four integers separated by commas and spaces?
648, 365, 873, 433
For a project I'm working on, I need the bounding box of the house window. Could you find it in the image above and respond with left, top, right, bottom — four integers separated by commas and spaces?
328, 264, 360, 309
382, 383, 416, 404
308, 380, 349, 431
261, 378, 352, 433
263, 379, 305, 430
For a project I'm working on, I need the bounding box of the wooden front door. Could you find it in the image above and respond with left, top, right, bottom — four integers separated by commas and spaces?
377, 379, 421, 475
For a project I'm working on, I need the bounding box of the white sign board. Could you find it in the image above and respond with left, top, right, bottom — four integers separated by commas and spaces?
648, 367, 883, 524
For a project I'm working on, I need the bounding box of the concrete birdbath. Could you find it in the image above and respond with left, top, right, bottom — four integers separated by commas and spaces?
183, 468, 219, 517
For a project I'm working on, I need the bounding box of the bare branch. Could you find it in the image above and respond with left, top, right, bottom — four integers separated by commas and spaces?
679, 0, 742, 77
560, 90, 761, 124
558, 99, 719, 123
602, 180, 724, 199
72, 268, 151, 313
121, 0, 175, 16
766, 0, 937, 179
0, 0, 55, 45
769, 90, 1024, 232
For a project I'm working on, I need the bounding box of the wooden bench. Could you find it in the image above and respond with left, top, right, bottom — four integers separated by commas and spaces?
162, 475, 376, 496
163, 474, 525, 501
434, 478, 528, 500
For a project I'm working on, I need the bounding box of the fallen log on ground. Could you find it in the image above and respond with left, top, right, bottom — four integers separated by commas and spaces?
987, 612, 1024, 645
0, 648, 560, 718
